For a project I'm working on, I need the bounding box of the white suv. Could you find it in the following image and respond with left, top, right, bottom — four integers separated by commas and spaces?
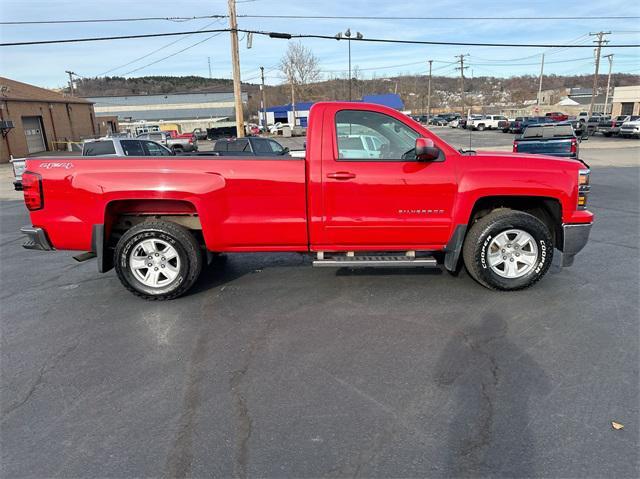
619, 119, 640, 138
467, 115, 508, 131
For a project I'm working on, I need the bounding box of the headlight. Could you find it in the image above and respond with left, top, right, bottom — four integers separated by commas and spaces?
578, 169, 590, 209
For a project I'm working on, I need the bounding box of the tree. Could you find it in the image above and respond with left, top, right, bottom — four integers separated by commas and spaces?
280, 41, 321, 101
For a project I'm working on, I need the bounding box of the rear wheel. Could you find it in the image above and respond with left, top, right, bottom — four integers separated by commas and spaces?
115, 220, 203, 300
463, 209, 553, 291
477, 124, 486, 131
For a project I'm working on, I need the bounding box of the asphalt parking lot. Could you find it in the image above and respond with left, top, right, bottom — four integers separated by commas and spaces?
1, 134, 638, 477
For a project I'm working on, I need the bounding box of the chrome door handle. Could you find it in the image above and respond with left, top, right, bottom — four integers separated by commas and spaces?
327, 172, 356, 180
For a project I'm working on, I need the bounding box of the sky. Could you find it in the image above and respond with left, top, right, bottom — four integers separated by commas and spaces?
0, 0, 639, 89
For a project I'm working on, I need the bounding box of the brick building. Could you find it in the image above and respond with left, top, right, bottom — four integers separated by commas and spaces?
0, 77, 112, 163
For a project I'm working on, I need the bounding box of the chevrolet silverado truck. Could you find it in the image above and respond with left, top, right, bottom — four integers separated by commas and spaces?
18, 102, 593, 300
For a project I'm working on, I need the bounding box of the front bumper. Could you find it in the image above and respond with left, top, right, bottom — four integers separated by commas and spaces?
560, 223, 592, 267
20, 226, 54, 251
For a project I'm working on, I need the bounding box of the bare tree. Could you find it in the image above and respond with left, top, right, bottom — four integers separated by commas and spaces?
280, 41, 321, 102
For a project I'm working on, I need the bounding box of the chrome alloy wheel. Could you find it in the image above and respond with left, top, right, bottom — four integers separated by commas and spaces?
487, 229, 538, 279
129, 238, 181, 288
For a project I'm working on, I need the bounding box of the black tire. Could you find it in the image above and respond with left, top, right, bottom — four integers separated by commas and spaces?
115, 220, 203, 300
462, 209, 553, 291
171, 146, 183, 153
603, 132, 612, 137
477, 124, 486, 131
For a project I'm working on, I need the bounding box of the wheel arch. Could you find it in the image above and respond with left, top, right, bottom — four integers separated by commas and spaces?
445, 195, 563, 272
95, 199, 202, 273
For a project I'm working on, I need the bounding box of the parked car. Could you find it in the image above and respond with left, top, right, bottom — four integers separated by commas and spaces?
584, 116, 606, 136
83, 138, 175, 157
213, 137, 289, 156
449, 118, 463, 128
137, 132, 197, 153
428, 115, 449, 126
513, 123, 583, 159
577, 111, 603, 123
191, 128, 208, 141
16, 101, 593, 299
545, 112, 569, 122
503, 117, 530, 133
467, 115, 508, 131
518, 116, 556, 132
619, 118, 640, 138
598, 115, 639, 137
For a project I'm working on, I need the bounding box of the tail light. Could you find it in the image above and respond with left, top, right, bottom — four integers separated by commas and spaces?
513, 141, 518, 152
570, 138, 577, 155
577, 169, 590, 209
22, 171, 44, 211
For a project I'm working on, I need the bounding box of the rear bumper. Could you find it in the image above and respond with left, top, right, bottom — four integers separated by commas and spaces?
560, 223, 592, 267
20, 226, 53, 251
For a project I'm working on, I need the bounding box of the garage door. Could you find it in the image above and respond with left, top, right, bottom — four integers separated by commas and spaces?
22, 116, 46, 154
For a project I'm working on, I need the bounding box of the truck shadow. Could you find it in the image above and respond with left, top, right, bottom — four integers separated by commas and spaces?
433, 313, 551, 477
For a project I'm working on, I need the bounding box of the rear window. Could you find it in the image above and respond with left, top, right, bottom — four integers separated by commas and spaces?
83, 141, 116, 156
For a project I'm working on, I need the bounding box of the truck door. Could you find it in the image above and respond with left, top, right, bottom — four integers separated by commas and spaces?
318, 107, 457, 248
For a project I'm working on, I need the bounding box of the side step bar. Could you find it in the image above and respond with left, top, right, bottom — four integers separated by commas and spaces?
313, 253, 437, 268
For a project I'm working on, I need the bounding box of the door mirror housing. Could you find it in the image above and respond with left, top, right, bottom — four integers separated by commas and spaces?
415, 138, 440, 161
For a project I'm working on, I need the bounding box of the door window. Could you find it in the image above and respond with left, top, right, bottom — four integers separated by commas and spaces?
120, 140, 145, 156
335, 110, 420, 161
142, 141, 171, 156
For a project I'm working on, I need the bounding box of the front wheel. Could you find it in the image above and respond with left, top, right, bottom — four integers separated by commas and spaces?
115, 220, 203, 300
462, 209, 553, 291
477, 124, 486, 131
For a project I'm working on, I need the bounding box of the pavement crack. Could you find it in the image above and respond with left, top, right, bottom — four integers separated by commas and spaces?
1, 337, 80, 420
228, 317, 277, 479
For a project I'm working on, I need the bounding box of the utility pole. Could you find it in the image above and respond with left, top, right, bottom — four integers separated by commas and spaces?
588, 31, 610, 116
227, 0, 245, 137
208, 57, 212, 79
603, 54, 614, 115
65, 70, 76, 96
289, 73, 296, 127
260, 66, 267, 128
427, 60, 433, 124
455, 54, 469, 117
537, 53, 545, 105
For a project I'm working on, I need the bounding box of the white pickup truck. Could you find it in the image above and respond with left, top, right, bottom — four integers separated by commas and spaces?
467, 115, 508, 131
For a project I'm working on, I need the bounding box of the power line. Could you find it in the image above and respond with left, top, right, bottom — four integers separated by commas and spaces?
121, 32, 224, 76
96, 19, 224, 76
3, 28, 640, 48
0, 15, 226, 25
237, 14, 640, 21
4, 14, 639, 25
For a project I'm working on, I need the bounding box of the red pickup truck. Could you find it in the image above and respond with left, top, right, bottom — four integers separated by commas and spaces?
19, 102, 593, 300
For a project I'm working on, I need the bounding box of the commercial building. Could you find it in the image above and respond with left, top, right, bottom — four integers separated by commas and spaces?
260, 94, 405, 127
0, 77, 102, 163
611, 85, 640, 116
86, 91, 248, 135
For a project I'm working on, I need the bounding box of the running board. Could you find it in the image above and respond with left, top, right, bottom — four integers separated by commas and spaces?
313, 254, 437, 268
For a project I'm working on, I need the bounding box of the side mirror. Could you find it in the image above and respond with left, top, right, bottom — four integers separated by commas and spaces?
415, 137, 440, 161
280, 146, 290, 155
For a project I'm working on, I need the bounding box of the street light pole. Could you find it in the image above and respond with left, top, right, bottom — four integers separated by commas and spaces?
336, 29, 362, 102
